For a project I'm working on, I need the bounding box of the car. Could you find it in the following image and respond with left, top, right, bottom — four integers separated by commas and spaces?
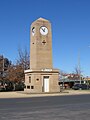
0, 87, 6, 92
72, 84, 90, 90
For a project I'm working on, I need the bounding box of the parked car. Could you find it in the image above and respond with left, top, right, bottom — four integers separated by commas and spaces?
72, 84, 90, 90
0, 87, 6, 92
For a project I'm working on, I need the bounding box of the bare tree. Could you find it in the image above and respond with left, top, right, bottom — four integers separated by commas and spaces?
5, 48, 30, 83
74, 66, 81, 75
6, 64, 24, 82
16, 47, 30, 70
74, 65, 82, 80
60, 70, 67, 76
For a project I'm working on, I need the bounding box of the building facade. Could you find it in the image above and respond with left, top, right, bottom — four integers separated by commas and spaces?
24, 18, 60, 93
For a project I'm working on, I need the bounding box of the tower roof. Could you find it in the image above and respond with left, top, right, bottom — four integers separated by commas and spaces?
31, 17, 50, 26
37, 17, 49, 22
32, 17, 49, 24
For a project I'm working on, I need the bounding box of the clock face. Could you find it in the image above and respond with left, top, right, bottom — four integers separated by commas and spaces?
32, 27, 35, 36
40, 26, 48, 35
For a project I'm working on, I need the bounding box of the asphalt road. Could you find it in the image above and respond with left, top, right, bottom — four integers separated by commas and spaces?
0, 94, 90, 120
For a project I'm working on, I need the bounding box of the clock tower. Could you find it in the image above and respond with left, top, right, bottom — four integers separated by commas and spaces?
30, 18, 52, 70
24, 18, 60, 93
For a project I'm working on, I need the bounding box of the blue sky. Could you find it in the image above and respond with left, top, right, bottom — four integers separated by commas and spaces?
0, 0, 90, 76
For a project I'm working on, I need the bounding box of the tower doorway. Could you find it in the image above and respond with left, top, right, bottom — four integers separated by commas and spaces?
43, 76, 49, 92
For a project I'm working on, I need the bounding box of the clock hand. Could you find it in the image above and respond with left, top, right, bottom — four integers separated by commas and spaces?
32, 27, 35, 33
42, 28, 45, 32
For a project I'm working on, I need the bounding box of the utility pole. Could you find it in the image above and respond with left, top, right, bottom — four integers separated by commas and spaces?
78, 51, 81, 84
2, 56, 4, 77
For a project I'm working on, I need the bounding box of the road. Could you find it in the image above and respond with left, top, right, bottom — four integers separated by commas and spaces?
0, 94, 90, 120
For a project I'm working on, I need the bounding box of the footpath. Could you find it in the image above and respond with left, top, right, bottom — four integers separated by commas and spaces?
0, 90, 90, 99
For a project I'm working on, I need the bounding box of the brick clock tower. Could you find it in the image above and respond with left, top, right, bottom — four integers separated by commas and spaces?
24, 18, 60, 93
